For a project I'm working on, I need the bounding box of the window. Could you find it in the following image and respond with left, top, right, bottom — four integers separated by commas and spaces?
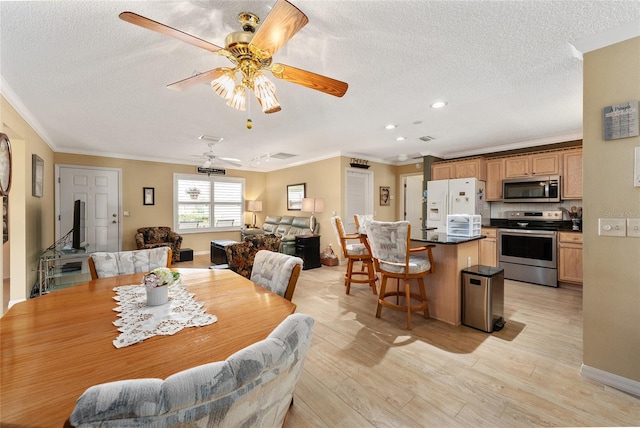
174, 174, 244, 233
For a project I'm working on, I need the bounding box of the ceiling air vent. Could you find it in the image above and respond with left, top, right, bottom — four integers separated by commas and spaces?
270, 152, 297, 159
419, 136, 435, 142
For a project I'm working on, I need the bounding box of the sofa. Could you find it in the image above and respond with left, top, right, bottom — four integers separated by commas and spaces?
241, 215, 319, 255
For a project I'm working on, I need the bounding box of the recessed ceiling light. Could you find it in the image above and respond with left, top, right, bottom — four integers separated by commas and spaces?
430, 101, 448, 109
396, 136, 406, 141
384, 124, 397, 130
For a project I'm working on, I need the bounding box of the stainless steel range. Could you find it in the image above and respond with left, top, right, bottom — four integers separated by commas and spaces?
491, 210, 564, 287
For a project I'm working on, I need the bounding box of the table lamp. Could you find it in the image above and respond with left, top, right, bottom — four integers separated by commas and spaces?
301, 197, 324, 233
246, 200, 262, 228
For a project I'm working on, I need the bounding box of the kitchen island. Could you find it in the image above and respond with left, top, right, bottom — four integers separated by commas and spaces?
411, 232, 485, 325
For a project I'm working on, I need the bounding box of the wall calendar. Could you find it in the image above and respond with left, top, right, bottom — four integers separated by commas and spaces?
603, 101, 639, 140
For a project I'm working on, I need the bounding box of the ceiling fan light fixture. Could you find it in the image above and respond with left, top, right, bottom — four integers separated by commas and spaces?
211, 69, 236, 100
203, 158, 212, 168
227, 85, 247, 111
254, 72, 281, 113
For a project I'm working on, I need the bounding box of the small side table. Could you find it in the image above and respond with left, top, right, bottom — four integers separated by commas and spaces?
295, 235, 321, 270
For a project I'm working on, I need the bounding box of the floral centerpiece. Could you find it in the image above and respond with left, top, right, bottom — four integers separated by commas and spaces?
142, 267, 180, 289
142, 268, 180, 306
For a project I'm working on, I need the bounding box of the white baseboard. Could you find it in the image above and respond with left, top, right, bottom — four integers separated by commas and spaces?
580, 364, 640, 397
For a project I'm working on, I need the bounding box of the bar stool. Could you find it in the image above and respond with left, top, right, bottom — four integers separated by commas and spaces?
330, 216, 377, 294
365, 220, 436, 330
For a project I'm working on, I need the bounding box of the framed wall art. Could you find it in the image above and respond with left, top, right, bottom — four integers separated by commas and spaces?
287, 183, 305, 210
32, 154, 44, 197
143, 187, 155, 205
380, 186, 390, 206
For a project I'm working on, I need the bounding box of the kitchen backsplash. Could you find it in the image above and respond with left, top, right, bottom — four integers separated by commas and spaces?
490, 200, 583, 220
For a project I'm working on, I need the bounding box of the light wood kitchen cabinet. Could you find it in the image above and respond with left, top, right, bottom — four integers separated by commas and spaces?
454, 158, 486, 181
479, 228, 498, 267
558, 232, 583, 284
504, 152, 561, 178
431, 163, 454, 180
485, 158, 504, 201
562, 148, 583, 199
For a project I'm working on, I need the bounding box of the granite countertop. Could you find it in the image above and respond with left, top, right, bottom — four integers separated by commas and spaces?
413, 232, 486, 245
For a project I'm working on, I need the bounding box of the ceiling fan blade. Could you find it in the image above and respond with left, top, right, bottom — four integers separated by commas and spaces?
250, 0, 308, 59
270, 63, 348, 97
119, 11, 223, 54
167, 68, 225, 91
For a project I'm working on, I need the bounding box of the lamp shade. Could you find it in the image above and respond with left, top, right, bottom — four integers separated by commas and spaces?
246, 200, 263, 212
301, 198, 324, 213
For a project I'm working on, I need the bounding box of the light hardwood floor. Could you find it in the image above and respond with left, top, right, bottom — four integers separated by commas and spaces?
179, 255, 640, 427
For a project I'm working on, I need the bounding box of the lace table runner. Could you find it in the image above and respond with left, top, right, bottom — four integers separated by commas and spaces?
112, 281, 217, 348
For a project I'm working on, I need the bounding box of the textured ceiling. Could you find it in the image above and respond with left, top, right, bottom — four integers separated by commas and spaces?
1, 1, 639, 171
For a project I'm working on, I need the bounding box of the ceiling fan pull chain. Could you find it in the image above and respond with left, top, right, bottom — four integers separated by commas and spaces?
246, 95, 253, 129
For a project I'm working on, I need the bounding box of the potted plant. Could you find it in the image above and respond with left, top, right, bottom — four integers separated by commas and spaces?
141, 267, 180, 306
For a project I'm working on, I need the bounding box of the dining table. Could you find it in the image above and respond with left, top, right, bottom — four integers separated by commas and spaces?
0, 268, 297, 427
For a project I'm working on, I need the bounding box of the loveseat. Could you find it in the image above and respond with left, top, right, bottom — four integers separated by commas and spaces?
241, 215, 319, 255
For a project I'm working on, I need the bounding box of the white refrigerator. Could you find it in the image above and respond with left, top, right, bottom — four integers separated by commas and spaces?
426, 178, 489, 233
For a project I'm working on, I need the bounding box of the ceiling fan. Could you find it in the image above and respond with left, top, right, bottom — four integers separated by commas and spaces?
119, 0, 348, 114
195, 139, 242, 168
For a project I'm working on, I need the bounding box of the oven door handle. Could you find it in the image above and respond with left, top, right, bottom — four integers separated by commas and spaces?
499, 229, 557, 236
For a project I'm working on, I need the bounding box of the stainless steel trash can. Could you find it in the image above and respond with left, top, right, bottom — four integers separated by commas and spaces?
461, 265, 505, 332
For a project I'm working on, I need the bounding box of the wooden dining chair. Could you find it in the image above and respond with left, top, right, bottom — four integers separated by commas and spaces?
88, 247, 172, 280
365, 220, 436, 330
250, 250, 303, 301
330, 216, 377, 295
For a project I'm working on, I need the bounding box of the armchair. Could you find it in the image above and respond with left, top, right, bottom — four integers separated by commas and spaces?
135, 227, 182, 263
225, 234, 282, 279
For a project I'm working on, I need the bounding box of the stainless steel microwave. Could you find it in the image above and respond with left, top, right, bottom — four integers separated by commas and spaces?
502, 175, 561, 203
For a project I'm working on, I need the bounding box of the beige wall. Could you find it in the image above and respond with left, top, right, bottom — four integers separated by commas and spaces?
583, 37, 640, 382
1, 95, 55, 306
53, 153, 267, 254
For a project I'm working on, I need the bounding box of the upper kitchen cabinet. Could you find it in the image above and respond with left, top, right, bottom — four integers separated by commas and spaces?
431, 163, 454, 180
454, 158, 486, 181
562, 147, 583, 200
485, 158, 505, 201
504, 152, 561, 178
431, 157, 486, 181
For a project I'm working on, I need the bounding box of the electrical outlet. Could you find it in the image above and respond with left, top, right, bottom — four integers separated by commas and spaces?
627, 218, 640, 237
598, 218, 626, 237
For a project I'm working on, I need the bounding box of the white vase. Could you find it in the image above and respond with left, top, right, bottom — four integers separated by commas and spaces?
146, 285, 169, 306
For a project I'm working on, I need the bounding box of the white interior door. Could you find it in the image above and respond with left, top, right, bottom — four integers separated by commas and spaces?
404, 175, 424, 239
345, 169, 373, 234
56, 166, 121, 252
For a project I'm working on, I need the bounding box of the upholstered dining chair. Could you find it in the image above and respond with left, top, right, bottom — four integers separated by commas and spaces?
330, 216, 377, 295
250, 250, 303, 302
88, 247, 172, 280
69, 313, 315, 428
365, 220, 436, 330
354, 214, 374, 235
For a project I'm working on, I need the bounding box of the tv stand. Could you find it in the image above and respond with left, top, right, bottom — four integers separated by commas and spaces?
34, 246, 93, 297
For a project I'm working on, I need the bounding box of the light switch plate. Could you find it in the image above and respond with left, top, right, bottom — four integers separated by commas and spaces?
598, 218, 626, 237
627, 218, 640, 237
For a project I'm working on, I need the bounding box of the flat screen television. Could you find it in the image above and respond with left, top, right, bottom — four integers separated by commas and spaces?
72, 199, 87, 249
